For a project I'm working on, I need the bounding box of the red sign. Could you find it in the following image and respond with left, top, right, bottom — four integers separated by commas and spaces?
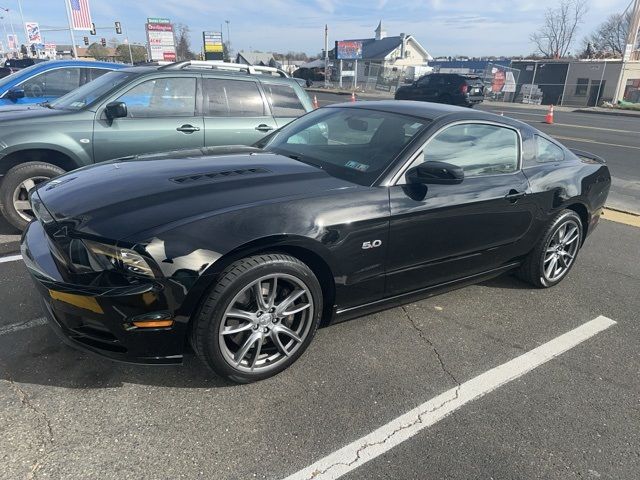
163, 51, 176, 61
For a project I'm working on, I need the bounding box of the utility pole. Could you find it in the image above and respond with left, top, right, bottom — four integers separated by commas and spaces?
16, 0, 27, 46
63, 0, 78, 58
324, 24, 329, 88
225, 19, 230, 56
614, 0, 640, 103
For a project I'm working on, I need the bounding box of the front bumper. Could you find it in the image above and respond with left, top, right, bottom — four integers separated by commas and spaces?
21, 220, 189, 364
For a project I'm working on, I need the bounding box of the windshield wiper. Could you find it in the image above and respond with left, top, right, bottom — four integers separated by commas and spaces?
284, 153, 324, 170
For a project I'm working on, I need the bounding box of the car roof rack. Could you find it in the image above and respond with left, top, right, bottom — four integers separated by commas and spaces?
158, 60, 289, 77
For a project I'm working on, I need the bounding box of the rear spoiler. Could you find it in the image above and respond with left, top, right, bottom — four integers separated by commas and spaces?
570, 149, 606, 164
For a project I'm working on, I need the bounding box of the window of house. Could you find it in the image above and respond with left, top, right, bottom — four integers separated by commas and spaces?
575, 78, 589, 96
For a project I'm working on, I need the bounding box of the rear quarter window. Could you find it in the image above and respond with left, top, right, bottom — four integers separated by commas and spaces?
263, 83, 306, 117
535, 135, 565, 163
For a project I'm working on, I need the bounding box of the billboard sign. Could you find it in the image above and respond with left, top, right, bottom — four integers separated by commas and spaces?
203, 31, 223, 60
145, 18, 176, 61
335, 40, 363, 60
26, 22, 42, 44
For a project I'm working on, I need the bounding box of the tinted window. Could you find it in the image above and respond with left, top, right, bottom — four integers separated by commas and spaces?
417, 76, 430, 87
203, 78, 265, 117
264, 107, 429, 186
535, 135, 564, 163
263, 83, 305, 117
21, 68, 81, 97
117, 77, 196, 118
89, 68, 110, 82
423, 123, 519, 176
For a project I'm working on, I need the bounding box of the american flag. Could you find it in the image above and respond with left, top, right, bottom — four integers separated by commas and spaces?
68, 0, 92, 30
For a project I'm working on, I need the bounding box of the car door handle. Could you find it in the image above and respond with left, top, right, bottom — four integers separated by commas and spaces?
176, 124, 200, 134
255, 124, 274, 132
505, 190, 526, 202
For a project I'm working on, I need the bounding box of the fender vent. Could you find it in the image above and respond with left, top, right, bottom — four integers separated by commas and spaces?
170, 167, 271, 184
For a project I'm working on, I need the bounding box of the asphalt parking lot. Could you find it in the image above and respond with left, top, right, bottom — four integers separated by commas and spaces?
2, 94, 640, 479
1, 216, 639, 479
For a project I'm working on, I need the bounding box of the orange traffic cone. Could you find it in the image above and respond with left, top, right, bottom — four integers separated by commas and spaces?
313, 95, 319, 109
545, 104, 554, 124
351, 91, 356, 102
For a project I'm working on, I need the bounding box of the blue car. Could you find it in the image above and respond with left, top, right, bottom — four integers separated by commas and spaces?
0, 60, 125, 106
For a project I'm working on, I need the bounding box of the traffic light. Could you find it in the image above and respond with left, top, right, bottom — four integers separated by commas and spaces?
115, 21, 122, 34
83, 36, 89, 46
100, 38, 106, 47
90, 23, 96, 35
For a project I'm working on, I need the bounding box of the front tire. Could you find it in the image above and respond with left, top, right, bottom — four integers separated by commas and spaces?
0, 162, 65, 230
192, 254, 322, 383
518, 209, 583, 288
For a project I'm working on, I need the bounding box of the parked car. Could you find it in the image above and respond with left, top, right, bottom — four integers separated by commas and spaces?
0, 61, 312, 230
0, 58, 48, 78
21, 101, 610, 383
0, 60, 124, 107
395, 73, 485, 107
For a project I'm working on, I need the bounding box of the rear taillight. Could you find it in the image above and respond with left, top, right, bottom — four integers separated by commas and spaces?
460, 84, 468, 94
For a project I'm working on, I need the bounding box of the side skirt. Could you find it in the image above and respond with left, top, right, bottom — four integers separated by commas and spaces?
330, 262, 521, 325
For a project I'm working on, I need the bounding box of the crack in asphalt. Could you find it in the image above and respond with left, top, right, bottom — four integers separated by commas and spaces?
303, 306, 461, 479
0, 364, 54, 479
401, 306, 461, 389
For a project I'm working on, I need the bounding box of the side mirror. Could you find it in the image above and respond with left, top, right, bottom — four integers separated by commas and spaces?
406, 161, 464, 185
6, 88, 25, 100
105, 101, 128, 120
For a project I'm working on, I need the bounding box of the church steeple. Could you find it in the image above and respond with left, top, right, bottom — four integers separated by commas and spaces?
375, 20, 386, 40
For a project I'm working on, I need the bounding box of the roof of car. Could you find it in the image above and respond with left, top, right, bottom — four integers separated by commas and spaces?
325, 100, 530, 128
118, 64, 302, 84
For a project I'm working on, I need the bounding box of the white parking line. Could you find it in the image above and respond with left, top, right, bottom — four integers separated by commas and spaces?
0, 254, 22, 264
0, 317, 47, 336
283, 315, 616, 480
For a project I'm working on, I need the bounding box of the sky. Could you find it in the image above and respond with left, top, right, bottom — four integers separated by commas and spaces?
0, 0, 632, 57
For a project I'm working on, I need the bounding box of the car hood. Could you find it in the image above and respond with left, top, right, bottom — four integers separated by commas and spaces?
0, 103, 71, 120
34, 149, 356, 241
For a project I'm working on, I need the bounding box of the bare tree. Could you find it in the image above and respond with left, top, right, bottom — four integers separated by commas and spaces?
175, 24, 196, 61
583, 12, 632, 57
531, 0, 589, 58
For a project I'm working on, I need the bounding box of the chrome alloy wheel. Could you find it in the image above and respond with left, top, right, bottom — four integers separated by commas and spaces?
543, 219, 581, 283
12, 176, 49, 222
218, 274, 314, 373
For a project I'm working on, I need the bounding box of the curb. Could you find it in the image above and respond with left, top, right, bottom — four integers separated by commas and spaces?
573, 108, 640, 119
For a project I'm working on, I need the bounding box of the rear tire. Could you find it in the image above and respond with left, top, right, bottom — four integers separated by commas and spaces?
517, 209, 583, 288
192, 253, 322, 383
0, 162, 65, 231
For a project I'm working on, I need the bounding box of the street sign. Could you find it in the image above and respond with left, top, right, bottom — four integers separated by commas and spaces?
146, 19, 176, 61
203, 31, 223, 61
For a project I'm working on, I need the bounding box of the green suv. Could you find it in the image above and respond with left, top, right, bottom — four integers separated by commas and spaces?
0, 61, 313, 230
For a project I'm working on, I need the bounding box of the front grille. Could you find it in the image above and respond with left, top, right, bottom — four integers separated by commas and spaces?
170, 167, 271, 184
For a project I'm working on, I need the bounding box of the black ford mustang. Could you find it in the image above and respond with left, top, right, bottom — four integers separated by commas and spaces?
21, 101, 610, 382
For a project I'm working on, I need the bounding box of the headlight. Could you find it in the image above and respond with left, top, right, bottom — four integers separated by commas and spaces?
78, 240, 156, 278
30, 194, 55, 224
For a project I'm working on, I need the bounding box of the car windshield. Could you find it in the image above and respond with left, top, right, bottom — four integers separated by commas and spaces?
263, 107, 429, 186
50, 71, 136, 110
0, 63, 42, 89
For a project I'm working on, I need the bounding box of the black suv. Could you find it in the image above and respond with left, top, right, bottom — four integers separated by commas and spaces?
395, 73, 485, 107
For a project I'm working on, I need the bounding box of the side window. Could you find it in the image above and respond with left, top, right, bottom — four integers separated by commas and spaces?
417, 76, 430, 87
423, 123, 519, 176
89, 68, 110, 82
535, 135, 565, 163
263, 83, 306, 117
117, 77, 196, 118
202, 78, 265, 117
22, 68, 81, 98
575, 78, 589, 96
